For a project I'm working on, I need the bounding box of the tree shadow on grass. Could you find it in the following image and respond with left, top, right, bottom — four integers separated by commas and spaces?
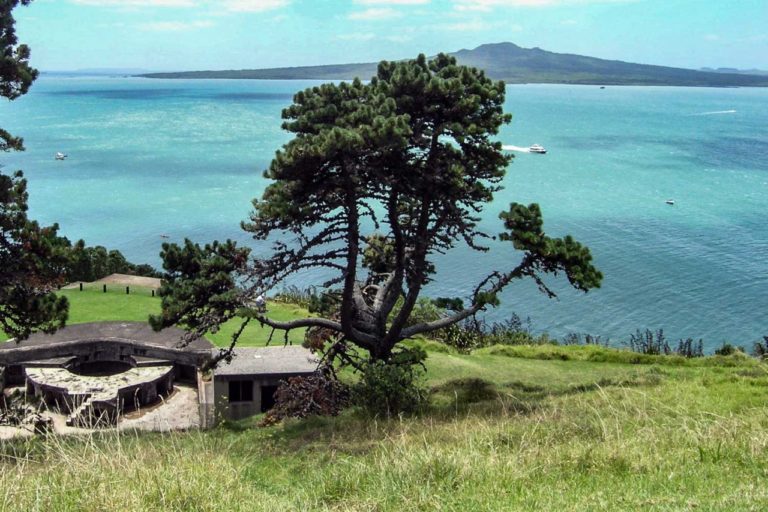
266, 371, 664, 453
424, 371, 663, 419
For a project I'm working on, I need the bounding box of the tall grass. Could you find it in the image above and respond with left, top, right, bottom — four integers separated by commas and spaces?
2, 360, 768, 511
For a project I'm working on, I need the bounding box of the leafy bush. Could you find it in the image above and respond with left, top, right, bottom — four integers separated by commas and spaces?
714, 343, 743, 356
352, 348, 427, 417
437, 313, 553, 353
752, 337, 768, 359
66, 239, 160, 282
440, 322, 482, 354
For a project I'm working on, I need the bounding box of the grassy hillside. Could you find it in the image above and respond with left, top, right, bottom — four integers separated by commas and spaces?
140, 42, 768, 87
54, 287, 308, 347
1, 290, 767, 510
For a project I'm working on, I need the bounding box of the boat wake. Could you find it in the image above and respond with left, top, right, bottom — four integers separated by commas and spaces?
690, 109, 737, 116
501, 145, 531, 153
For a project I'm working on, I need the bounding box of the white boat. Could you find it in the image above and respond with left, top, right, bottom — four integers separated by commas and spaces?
529, 144, 547, 154
55, 152, 67, 160
666, 199, 675, 205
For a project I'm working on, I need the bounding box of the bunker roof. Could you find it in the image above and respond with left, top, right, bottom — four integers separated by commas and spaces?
0, 322, 214, 353
213, 346, 318, 378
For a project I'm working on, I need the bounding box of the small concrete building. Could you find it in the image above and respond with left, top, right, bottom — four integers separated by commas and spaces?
0, 322, 318, 429
211, 346, 318, 421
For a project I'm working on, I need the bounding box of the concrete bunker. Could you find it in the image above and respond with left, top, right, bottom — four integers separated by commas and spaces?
1, 322, 320, 431
212, 346, 318, 422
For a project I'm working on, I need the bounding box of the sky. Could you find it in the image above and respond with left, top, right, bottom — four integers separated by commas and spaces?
16, 0, 768, 72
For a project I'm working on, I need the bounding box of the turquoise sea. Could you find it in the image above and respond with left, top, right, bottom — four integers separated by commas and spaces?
2, 76, 767, 349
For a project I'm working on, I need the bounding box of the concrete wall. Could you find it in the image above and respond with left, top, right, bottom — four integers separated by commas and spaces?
211, 374, 319, 422
0, 339, 208, 367
212, 376, 262, 422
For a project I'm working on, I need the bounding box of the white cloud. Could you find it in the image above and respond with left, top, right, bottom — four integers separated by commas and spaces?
348, 7, 402, 20
335, 32, 412, 43
72, 0, 196, 5
354, 0, 429, 4
70, 0, 290, 12
222, 0, 289, 12
431, 19, 514, 32
336, 32, 377, 41
139, 20, 215, 31
454, 0, 632, 11
385, 34, 413, 42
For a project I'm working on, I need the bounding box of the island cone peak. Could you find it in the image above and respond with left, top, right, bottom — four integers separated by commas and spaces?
139, 42, 768, 87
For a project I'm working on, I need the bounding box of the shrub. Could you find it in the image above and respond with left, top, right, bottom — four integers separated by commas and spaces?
440, 322, 482, 354
675, 338, 704, 358
562, 332, 610, 346
714, 343, 742, 356
752, 337, 768, 359
260, 368, 350, 426
438, 313, 553, 353
352, 349, 427, 417
626, 329, 670, 355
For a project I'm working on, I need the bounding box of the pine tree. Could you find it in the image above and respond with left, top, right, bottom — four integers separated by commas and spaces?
0, 0, 69, 340
153, 54, 602, 363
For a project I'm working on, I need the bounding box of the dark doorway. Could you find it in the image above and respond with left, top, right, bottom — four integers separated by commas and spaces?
260, 385, 279, 412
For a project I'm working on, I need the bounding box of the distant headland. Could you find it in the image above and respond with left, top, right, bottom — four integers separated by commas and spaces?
138, 42, 768, 87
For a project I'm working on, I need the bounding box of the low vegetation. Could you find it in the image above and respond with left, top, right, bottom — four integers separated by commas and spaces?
2, 290, 767, 510
64, 240, 161, 282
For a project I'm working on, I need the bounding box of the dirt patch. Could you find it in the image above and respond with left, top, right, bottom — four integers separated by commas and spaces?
63, 273, 161, 290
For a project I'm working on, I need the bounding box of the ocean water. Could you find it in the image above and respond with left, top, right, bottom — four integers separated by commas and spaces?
2, 76, 767, 349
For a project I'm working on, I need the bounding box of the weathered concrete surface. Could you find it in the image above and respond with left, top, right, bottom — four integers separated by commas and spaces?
119, 385, 201, 431
213, 346, 318, 378
26, 365, 173, 404
0, 385, 201, 438
0, 322, 214, 366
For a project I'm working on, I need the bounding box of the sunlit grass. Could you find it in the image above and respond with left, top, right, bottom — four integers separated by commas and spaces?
2, 291, 767, 510
2, 362, 767, 511
55, 288, 308, 347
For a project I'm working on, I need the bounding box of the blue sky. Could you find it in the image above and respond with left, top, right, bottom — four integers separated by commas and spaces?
17, 0, 768, 72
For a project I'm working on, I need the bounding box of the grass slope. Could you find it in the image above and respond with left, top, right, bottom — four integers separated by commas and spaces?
1, 291, 767, 510
53, 288, 308, 347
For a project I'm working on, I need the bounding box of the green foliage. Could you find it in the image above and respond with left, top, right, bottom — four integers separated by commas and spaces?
149, 239, 251, 333
0, 1, 70, 340
714, 343, 742, 356
65, 239, 160, 282
499, 202, 602, 292
0, 0, 36, 153
753, 337, 768, 359
562, 332, 610, 346
361, 234, 396, 276
432, 297, 463, 311
401, 298, 443, 327
480, 343, 760, 367
157, 53, 601, 367
436, 313, 551, 354
626, 328, 670, 355
440, 323, 482, 354
675, 337, 705, 358
352, 348, 428, 417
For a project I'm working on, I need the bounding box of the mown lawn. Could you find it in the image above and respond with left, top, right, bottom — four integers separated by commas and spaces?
55, 288, 308, 346
1, 290, 767, 511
